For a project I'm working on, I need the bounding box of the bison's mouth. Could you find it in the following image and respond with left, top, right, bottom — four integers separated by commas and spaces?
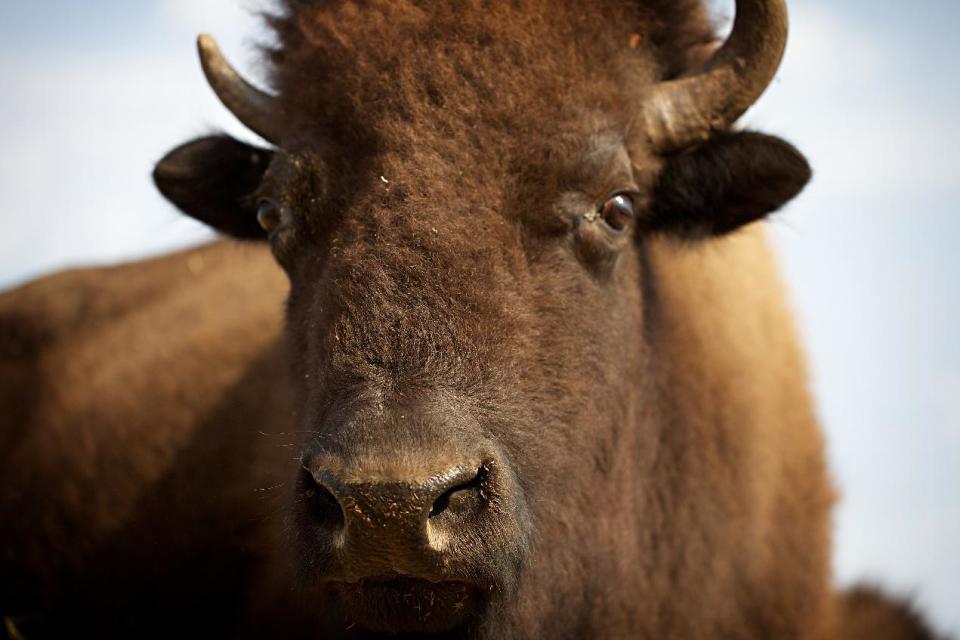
332, 575, 484, 634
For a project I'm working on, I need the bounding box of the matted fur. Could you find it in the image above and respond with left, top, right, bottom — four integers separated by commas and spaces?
258, 1, 717, 194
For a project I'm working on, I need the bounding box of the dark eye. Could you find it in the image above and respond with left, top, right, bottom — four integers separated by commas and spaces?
256, 199, 282, 234
599, 194, 636, 232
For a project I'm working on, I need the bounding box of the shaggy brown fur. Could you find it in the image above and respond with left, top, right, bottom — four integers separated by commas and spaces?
836, 587, 944, 640
0, 243, 295, 637
0, 1, 942, 638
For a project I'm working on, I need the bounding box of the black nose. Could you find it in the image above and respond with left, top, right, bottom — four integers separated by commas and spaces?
299, 457, 493, 573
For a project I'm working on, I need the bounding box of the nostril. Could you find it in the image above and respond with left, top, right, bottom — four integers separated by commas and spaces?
429, 465, 487, 519
300, 469, 345, 529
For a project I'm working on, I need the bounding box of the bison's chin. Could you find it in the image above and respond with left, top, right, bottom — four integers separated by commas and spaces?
333, 576, 484, 635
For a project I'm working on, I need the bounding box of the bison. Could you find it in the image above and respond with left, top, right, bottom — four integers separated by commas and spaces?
0, 0, 942, 638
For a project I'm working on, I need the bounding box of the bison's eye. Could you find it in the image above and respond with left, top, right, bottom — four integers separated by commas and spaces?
599, 194, 636, 232
256, 199, 282, 234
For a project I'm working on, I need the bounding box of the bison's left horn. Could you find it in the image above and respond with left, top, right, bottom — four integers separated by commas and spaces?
641, 0, 788, 152
198, 34, 281, 144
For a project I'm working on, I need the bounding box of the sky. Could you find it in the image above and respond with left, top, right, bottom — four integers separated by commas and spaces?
1, 0, 958, 633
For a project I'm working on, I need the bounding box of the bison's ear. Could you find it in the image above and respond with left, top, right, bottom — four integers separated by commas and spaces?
153, 135, 273, 240
648, 131, 811, 239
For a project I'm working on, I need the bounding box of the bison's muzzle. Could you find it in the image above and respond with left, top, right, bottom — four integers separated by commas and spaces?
292, 436, 530, 633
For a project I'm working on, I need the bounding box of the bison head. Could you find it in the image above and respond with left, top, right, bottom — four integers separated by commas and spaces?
154, 0, 811, 636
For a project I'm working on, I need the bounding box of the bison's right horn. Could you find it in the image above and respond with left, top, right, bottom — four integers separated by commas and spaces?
198, 34, 281, 144
641, 0, 788, 152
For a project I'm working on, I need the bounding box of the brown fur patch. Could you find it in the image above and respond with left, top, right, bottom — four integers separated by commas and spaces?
836, 586, 944, 640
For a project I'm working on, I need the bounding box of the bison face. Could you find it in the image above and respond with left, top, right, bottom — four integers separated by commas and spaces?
154, 1, 809, 635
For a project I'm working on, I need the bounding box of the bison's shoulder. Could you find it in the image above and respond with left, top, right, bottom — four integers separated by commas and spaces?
0, 241, 287, 450
0, 242, 291, 609
0, 240, 282, 345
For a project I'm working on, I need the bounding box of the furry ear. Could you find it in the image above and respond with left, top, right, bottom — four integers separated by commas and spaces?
153, 135, 273, 239
648, 131, 811, 239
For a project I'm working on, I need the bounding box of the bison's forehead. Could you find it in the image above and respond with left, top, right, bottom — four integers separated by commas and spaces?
260, 0, 704, 393
267, 0, 711, 157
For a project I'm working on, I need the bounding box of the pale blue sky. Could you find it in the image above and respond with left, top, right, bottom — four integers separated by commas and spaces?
1, 0, 957, 634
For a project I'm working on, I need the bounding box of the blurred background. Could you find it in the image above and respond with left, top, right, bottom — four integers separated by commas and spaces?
1, 0, 957, 634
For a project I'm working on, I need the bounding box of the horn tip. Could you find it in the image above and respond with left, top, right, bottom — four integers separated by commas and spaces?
197, 34, 218, 57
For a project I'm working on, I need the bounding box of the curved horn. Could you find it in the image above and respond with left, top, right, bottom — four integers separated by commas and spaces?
197, 34, 281, 144
642, 0, 788, 152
